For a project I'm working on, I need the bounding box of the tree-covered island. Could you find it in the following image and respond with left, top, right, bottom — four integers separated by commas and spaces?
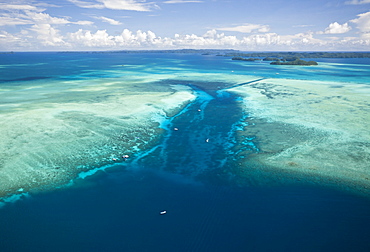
232, 57, 258, 61
225, 51, 370, 66
270, 59, 318, 65
223, 51, 370, 58
231, 56, 318, 65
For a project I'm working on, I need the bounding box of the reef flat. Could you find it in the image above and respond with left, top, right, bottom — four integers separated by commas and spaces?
0, 75, 195, 197
229, 78, 370, 194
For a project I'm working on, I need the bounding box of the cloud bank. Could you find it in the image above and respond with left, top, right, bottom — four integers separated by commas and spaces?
2, 26, 368, 51
0, 3, 369, 51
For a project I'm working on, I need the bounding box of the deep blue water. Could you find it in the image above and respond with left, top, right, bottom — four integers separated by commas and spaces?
1, 168, 370, 252
1, 52, 370, 252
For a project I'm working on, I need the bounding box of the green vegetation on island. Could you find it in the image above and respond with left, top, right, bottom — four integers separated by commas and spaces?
270, 59, 318, 65
224, 51, 370, 59
226, 52, 370, 66
262, 57, 281, 61
231, 55, 318, 65
232, 57, 259, 61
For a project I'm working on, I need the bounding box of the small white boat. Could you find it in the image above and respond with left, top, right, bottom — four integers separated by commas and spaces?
160, 210, 167, 215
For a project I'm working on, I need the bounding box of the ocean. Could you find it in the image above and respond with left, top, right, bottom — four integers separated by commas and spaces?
0, 52, 370, 251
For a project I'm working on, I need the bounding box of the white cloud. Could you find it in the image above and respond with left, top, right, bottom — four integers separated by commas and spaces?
278, 31, 323, 45
345, 0, 370, 4
318, 22, 351, 34
101, 0, 157, 11
0, 3, 93, 49
350, 11, 370, 33
34, 3, 61, 8
0, 31, 17, 40
68, 28, 163, 48
203, 29, 217, 38
75, 20, 94, 25
68, 0, 158, 11
0, 30, 27, 49
68, 29, 115, 47
29, 23, 67, 47
0, 4, 42, 11
217, 24, 270, 33
63, 27, 365, 50
94, 16, 122, 25
25, 11, 71, 25
0, 15, 33, 26
1, 26, 370, 51
169, 32, 239, 47
293, 24, 315, 28
66, 0, 105, 9
0, 5, 93, 27
63, 28, 328, 50
163, 0, 203, 3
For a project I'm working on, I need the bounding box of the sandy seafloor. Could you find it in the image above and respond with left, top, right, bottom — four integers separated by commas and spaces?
0, 52, 370, 251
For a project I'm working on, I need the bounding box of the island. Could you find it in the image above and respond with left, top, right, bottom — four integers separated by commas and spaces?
231, 56, 318, 65
220, 51, 370, 66
270, 59, 318, 65
223, 51, 370, 58
232, 57, 259, 61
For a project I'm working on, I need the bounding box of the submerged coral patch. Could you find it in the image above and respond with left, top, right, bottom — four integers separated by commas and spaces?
229, 78, 370, 194
0, 76, 195, 198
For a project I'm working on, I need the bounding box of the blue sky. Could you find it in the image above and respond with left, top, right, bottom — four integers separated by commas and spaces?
0, 0, 370, 51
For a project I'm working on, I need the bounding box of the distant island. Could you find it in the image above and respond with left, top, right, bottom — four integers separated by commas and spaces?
270, 59, 318, 65
232, 57, 258, 61
224, 51, 370, 58
227, 52, 370, 65
56, 50, 370, 59
232, 56, 318, 65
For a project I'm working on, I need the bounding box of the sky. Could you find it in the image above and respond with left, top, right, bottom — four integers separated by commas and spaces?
0, 0, 370, 51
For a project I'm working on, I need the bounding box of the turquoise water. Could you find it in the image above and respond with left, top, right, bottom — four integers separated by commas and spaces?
0, 52, 370, 251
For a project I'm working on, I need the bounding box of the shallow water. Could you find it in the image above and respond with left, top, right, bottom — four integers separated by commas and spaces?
0, 52, 370, 251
